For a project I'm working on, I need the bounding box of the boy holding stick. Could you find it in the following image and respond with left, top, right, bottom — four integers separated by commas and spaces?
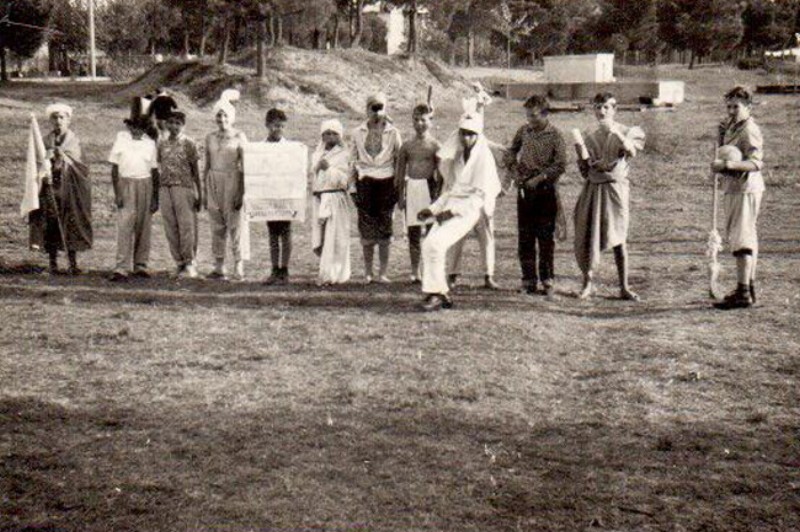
572, 92, 645, 301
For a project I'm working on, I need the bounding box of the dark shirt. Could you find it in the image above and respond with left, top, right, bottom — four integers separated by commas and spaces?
506, 122, 567, 187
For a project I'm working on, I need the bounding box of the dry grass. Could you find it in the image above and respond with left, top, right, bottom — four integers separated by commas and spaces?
1, 63, 799, 531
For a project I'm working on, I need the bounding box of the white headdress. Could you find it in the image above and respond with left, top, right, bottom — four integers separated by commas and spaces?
458, 97, 484, 134
212, 88, 241, 124
320, 118, 343, 137
45, 103, 73, 118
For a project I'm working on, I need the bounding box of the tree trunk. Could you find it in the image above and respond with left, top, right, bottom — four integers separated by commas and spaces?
267, 12, 276, 47
218, 15, 230, 65
183, 29, 191, 57
1, 48, 8, 82
689, 50, 695, 70
276, 16, 283, 47
257, 18, 266, 78
332, 14, 340, 49
408, 1, 418, 55
467, 28, 475, 67
200, 15, 208, 57
351, 0, 364, 48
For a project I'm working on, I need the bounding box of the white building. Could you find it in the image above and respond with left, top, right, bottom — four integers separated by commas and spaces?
544, 54, 616, 84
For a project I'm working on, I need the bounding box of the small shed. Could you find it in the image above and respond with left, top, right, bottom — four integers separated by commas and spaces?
544, 54, 615, 84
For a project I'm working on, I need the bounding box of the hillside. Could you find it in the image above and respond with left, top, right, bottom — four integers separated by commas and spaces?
117, 47, 472, 116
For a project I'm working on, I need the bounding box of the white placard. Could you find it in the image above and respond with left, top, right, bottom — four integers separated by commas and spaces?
243, 141, 308, 222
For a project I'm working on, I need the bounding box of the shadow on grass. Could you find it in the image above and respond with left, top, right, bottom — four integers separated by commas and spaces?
1, 396, 797, 531
0, 271, 713, 319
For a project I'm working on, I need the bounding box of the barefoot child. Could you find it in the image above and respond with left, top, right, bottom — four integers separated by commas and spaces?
311, 119, 353, 285
573, 92, 645, 301
351, 93, 403, 283
108, 115, 159, 281
505, 95, 567, 297
712, 86, 765, 310
262, 108, 295, 285
205, 89, 247, 280
158, 111, 202, 278
395, 104, 441, 283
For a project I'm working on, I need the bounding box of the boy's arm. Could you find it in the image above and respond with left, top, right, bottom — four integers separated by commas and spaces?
503, 127, 523, 169
394, 145, 408, 205
111, 164, 123, 208
150, 168, 160, 213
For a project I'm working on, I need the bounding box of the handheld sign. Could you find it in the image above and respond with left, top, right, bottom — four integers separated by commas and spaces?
242, 141, 308, 222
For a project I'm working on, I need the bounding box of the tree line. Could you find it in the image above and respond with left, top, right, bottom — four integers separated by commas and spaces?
3, 0, 800, 81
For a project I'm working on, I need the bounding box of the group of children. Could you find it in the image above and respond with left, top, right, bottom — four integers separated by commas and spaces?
28, 85, 764, 311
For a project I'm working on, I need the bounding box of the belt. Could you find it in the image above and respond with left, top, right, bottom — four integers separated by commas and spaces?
313, 189, 345, 197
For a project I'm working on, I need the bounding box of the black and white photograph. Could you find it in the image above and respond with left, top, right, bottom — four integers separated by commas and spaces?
1, 0, 799, 530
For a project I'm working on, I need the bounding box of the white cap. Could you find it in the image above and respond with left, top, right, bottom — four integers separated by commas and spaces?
320, 118, 343, 137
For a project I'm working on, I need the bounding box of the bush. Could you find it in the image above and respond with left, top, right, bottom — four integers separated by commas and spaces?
737, 57, 763, 71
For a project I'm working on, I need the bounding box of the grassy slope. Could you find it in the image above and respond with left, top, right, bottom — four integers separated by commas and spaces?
0, 65, 799, 531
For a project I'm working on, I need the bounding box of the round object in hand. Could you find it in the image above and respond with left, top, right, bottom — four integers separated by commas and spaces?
716, 145, 743, 163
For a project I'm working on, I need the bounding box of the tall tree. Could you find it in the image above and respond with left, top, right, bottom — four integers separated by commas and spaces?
0, 0, 51, 81
741, 0, 799, 55
660, 0, 744, 68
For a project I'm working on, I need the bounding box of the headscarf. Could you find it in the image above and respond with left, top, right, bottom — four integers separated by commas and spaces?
320, 118, 344, 137
45, 103, 73, 118
212, 88, 241, 124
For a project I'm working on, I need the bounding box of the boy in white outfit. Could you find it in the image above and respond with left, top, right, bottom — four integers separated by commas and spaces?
417, 106, 501, 311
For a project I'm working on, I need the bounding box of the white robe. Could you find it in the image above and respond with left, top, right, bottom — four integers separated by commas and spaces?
422, 135, 501, 294
311, 143, 353, 284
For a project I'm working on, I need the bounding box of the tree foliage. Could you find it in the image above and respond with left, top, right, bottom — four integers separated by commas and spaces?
11, 0, 795, 71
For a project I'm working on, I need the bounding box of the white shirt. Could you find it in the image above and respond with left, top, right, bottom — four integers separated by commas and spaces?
351, 121, 402, 180
108, 131, 157, 179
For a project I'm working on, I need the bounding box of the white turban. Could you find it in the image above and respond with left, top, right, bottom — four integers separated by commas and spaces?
212, 88, 241, 124
46, 103, 73, 118
320, 119, 343, 137
458, 111, 484, 135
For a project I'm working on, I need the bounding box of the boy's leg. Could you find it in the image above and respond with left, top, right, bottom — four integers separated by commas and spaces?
267, 222, 281, 269
446, 234, 466, 281
422, 211, 481, 296
537, 224, 556, 291
408, 226, 422, 279
613, 243, 639, 301
114, 178, 136, 275
363, 242, 375, 281
476, 213, 498, 288
226, 207, 242, 264
160, 187, 182, 265
174, 187, 197, 269
518, 195, 537, 291
132, 178, 153, 274
378, 239, 390, 281
280, 223, 292, 269
207, 205, 227, 270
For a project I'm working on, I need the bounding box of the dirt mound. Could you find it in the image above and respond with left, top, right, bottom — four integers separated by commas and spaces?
116, 47, 472, 116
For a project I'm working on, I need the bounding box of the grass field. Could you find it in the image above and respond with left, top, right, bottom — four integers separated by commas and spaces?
1, 64, 799, 531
